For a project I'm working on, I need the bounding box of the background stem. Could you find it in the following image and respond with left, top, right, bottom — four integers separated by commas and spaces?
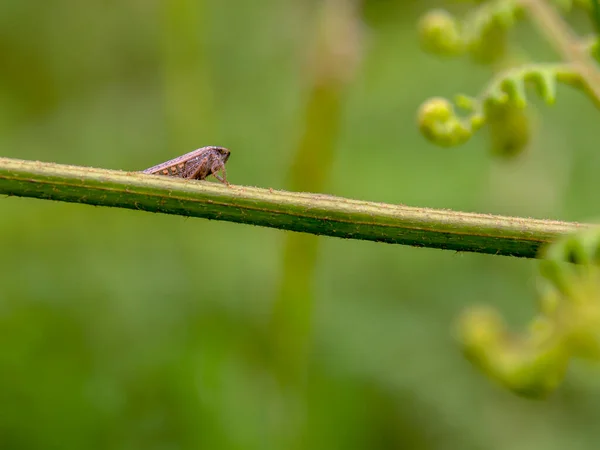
523, 0, 600, 105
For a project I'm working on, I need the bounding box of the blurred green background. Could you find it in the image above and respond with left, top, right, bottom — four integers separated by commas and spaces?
2, 1, 600, 449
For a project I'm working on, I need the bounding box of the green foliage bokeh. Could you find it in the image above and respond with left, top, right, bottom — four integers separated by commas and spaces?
2, 1, 600, 449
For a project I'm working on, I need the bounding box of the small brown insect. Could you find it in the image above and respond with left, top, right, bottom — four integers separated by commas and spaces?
142, 146, 230, 185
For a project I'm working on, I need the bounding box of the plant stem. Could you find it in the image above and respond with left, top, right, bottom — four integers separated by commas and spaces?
0, 156, 587, 258
270, 0, 363, 389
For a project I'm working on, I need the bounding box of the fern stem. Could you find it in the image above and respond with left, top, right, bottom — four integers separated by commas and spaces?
0, 156, 587, 258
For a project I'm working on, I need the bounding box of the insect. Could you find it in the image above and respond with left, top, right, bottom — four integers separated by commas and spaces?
142, 146, 230, 185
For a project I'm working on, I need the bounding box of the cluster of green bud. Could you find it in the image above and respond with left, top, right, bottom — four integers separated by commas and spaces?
457, 227, 600, 398
418, 64, 562, 155
416, 0, 597, 158
418, 2, 522, 63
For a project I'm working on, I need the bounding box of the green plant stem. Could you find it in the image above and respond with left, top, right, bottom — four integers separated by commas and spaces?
591, 0, 600, 35
271, 72, 346, 387
271, 0, 361, 391
0, 156, 587, 258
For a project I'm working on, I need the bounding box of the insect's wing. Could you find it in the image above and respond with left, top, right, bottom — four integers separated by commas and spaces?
142, 155, 190, 176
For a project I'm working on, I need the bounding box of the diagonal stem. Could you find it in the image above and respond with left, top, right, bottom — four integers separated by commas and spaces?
522, 0, 600, 105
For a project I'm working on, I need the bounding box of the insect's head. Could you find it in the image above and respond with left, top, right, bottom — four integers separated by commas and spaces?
214, 146, 231, 163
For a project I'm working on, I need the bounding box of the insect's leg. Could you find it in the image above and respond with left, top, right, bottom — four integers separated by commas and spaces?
211, 161, 229, 185
214, 173, 230, 186
219, 164, 229, 186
